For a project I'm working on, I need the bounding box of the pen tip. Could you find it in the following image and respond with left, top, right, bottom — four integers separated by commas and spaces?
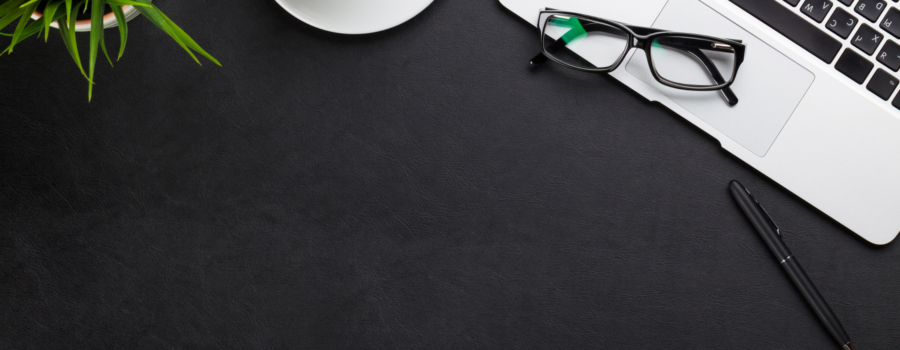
843, 341, 856, 350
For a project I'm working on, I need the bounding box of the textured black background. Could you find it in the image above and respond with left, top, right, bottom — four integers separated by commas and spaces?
2, 0, 898, 348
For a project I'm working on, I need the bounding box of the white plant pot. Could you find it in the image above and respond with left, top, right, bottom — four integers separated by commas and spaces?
30, 2, 147, 32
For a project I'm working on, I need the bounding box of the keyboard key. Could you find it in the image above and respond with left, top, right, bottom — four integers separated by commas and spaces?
877, 40, 900, 70
839, 0, 854, 5
801, 0, 836, 22
891, 92, 900, 109
785, 0, 801, 5
835, 48, 875, 83
852, 23, 885, 54
855, 0, 888, 22
827, 8, 860, 38
731, 0, 842, 62
880, 7, 900, 37
866, 68, 898, 99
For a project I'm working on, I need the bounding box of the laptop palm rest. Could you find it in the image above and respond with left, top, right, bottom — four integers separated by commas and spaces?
624, 0, 813, 157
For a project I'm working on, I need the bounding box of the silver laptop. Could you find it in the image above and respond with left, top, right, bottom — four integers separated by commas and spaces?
501, 0, 900, 244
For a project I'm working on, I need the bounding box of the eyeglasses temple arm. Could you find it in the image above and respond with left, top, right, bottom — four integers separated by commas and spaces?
673, 45, 739, 106
530, 52, 549, 66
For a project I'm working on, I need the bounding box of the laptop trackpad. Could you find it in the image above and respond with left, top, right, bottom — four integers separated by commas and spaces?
624, 0, 813, 157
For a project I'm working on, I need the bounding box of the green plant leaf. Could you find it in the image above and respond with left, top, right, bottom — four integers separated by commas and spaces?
132, 0, 219, 66
9, 1, 38, 53
0, 0, 218, 100
58, 1, 90, 81
0, 7, 29, 34
42, 0, 62, 41
1, 17, 43, 54
64, 0, 72, 25
104, 0, 150, 7
100, 22, 113, 67
110, 4, 126, 60
9, 19, 44, 42
87, 0, 104, 101
157, 10, 220, 66
18, 0, 40, 8
132, 3, 197, 64
0, 0, 28, 17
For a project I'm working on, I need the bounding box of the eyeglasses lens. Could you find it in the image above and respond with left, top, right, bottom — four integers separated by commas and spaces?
542, 15, 629, 70
649, 37, 737, 87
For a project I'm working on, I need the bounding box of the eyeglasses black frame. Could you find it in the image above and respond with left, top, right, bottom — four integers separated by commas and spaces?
532, 9, 746, 106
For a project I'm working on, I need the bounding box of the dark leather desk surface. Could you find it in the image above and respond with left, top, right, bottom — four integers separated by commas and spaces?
2, 1, 898, 348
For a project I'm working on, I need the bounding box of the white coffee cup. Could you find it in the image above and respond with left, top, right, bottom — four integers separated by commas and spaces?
274, 0, 434, 35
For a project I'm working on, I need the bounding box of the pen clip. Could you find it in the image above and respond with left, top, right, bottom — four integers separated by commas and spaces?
757, 203, 781, 236
745, 188, 781, 236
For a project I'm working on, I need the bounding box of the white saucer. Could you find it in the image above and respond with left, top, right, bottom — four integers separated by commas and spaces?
274, 0, 434, 35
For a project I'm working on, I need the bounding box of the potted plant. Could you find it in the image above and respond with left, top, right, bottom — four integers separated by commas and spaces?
1, 0, 219, 100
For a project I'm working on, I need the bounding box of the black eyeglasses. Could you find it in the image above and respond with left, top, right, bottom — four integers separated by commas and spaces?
530, 9, 746, 106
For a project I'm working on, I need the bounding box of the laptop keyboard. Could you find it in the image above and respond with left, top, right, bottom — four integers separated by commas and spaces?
731, 0, 900, 107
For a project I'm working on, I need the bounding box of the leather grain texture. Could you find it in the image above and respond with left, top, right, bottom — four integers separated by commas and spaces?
1, 0, 899, 348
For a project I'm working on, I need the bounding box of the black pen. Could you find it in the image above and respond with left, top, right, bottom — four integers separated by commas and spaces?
729, 180, 856, 350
